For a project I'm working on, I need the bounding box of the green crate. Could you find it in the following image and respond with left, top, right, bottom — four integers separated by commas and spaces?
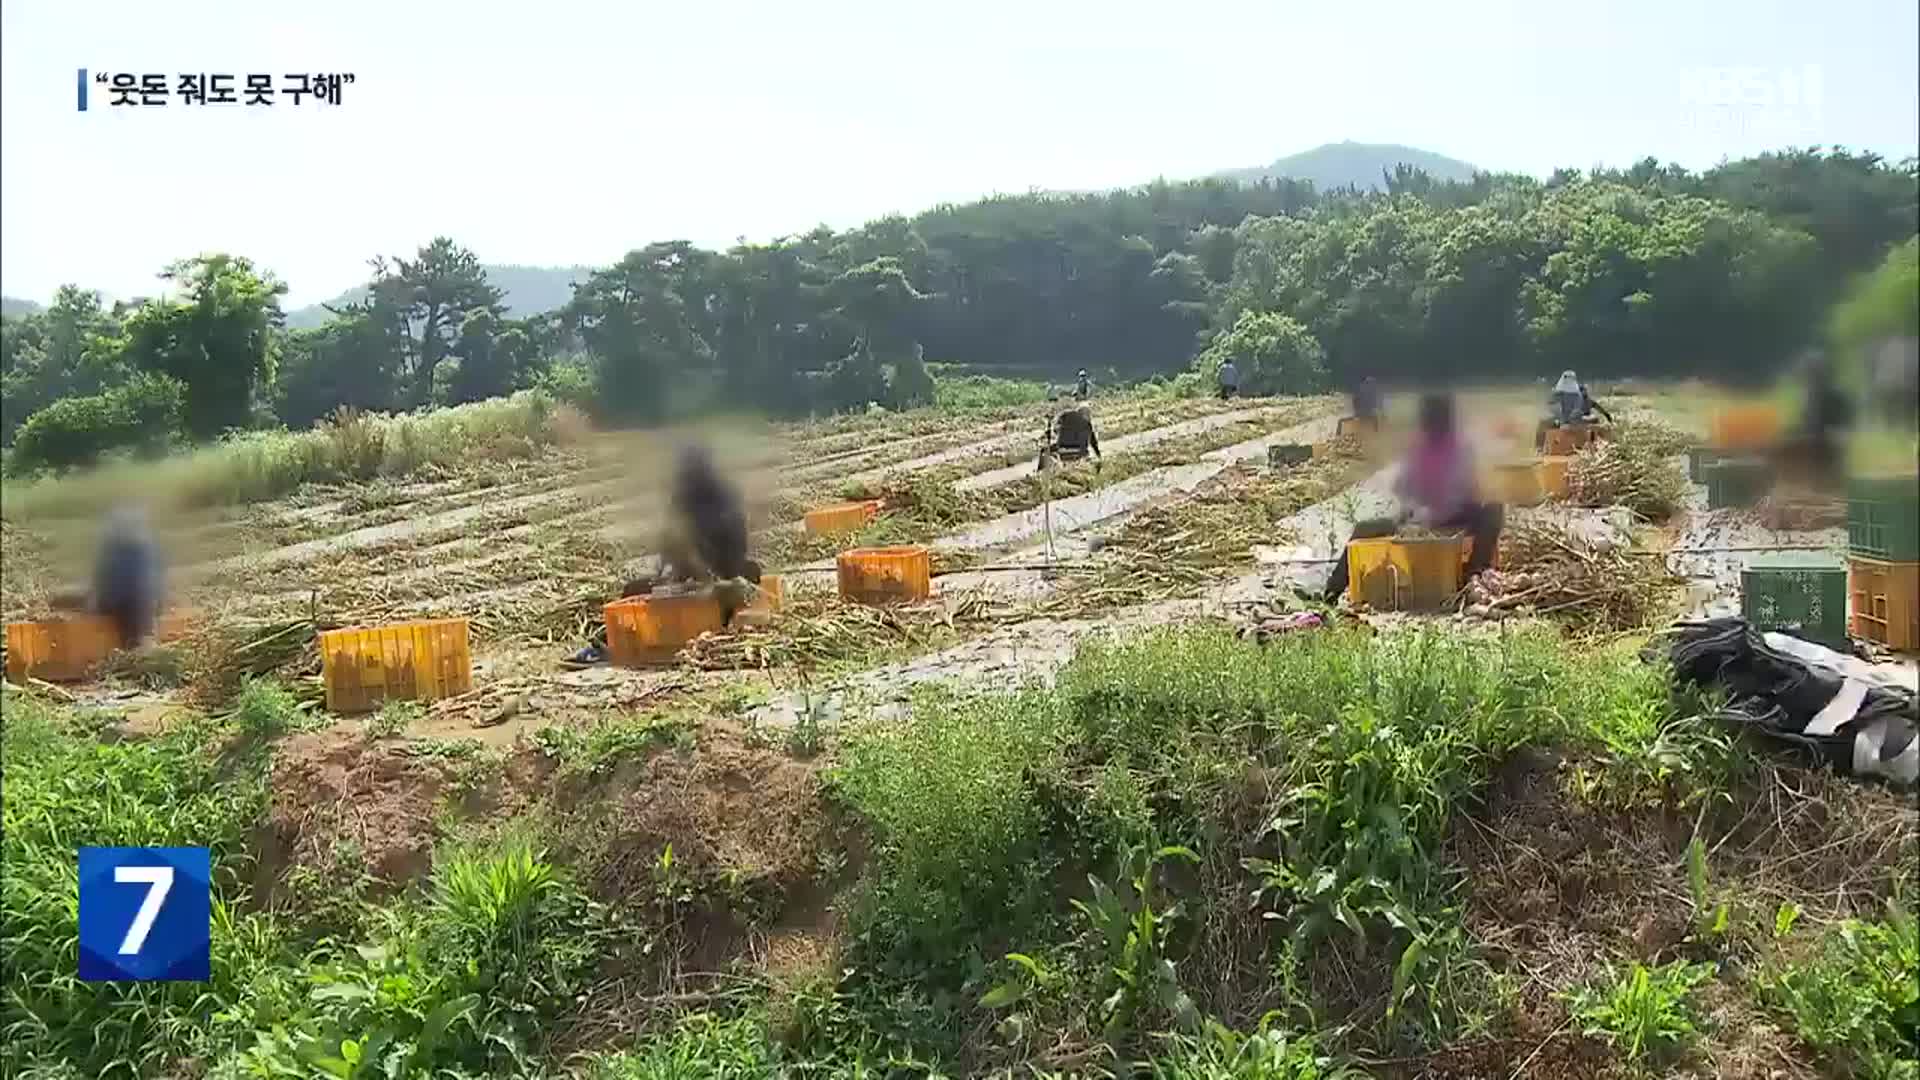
1687, 447, 1727, 484
1269, 444, 1312, 468
1706, 457, 1770, 509
1847, 474, 1920, 562
1741, 552, 1849, 647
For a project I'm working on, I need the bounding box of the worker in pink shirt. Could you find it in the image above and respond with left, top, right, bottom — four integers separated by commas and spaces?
1322, 392, 1505, 604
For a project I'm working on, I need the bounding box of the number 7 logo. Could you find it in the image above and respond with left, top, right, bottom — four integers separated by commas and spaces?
78, 847, 211, 982
114, 865, 175, 954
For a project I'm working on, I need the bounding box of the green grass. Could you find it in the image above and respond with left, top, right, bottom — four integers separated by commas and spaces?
3, 617, 1909, 1078
0, 692, 281, 1079
4, 390, 571, 522
931, 373, 1055, 411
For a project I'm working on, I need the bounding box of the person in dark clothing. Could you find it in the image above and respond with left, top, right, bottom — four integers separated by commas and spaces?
1322, 393, 1505, 604
568, 445, 763, 664
1352, 376, 1383, 426
1074, 369, 1092, 401
1217, 360, 1240, 400
91, 506, 163, 648
1781, 353, 1855, 483
1039, 404, 1102, 472
1535, 371, 1614, 449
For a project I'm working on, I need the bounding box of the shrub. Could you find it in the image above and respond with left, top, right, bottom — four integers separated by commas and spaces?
830, 687, 1064, 974
1193, 311, 1327, 396
7, 373, 185, 474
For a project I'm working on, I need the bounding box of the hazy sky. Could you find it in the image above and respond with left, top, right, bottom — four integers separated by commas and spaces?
3, 0, 1915, 307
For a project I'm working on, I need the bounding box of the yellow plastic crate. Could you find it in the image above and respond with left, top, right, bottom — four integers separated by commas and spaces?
837, 545, 933, 606
804, 500, 882, 536
1536, 456, 1572, 499
1348, 536, 1469, 612
1486, 462, 1544, 507
4, 616, 121, 683
747, 574, 785, 613
605, 593, 728, 667
1709, 403, 1782, 451
318, 618, 472, 714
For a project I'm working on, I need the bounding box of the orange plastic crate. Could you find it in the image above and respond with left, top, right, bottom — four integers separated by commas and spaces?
1709, 403, 1782, 451
1348, 536, 1469, 612
804, 500, 882, 536
604, 592, 728, 667
1536, 456, 1573, 499
1543, 426, 1585, 456
318, 618, 472, 714
837, 545, 933, 605
156, 607, 206, 644
1849, 556, 1920, 652
4, 616, 121, 683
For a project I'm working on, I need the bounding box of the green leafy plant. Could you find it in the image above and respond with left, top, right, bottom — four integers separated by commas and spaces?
1563, 959, 1716, 1065
1075, 845, 1202, 1045
1684, 834, 1731, 945
1763, 901, 1919, 1080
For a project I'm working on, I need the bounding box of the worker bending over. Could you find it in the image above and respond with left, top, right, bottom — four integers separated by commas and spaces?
1322, 392, 1504, 604
1780, 352, 1854, 485
92, 506, 164, 647
569, 444, 762, 665
1535, 370, 1612, 449
1039, 403, 1102, 472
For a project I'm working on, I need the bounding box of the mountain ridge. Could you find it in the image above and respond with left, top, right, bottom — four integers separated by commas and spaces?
7, 143, 1484, 327
1212, 140, 1482, 190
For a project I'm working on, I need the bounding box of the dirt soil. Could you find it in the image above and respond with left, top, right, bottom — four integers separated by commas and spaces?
255, 727, 448, 901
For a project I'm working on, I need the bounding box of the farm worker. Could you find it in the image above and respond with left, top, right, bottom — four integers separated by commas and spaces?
1781, 351, 1854, 483
1321, 392, 1505, 604
1535, 371, 1613, 448
1870, 337, 1917, 429
1217, 359, 1241, 400
1074, 369, 1092, 401
1352, 376, 1383, 426
566, 444, 763, 665
92, 505, 164, 648
1039, 404, 1103, 473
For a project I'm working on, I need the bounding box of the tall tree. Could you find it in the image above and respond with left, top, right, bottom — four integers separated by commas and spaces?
126, 254, 286, 439
367, 238, 505, 404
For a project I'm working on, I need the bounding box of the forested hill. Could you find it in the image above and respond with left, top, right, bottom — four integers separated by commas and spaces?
285, 264, 596, 328
4, 147, 1916, 477
1, 297, 43, 318
1213, 141, 1481, 190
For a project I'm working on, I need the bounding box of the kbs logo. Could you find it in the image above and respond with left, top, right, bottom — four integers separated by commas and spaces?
1675, 65, 1823, 142
1678, 65, 1824, 109
77, 847, 212, 982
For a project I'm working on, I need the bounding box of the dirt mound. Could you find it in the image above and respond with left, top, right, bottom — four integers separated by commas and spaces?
255, 729, 446, 903
563, 736, 832, 905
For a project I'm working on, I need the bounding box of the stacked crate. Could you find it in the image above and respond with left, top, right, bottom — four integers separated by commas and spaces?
1847, 475, 1920, 651
1741, 553, 1849, 648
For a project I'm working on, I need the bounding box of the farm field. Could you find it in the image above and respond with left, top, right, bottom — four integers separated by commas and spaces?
2, 384, 1915, 1080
